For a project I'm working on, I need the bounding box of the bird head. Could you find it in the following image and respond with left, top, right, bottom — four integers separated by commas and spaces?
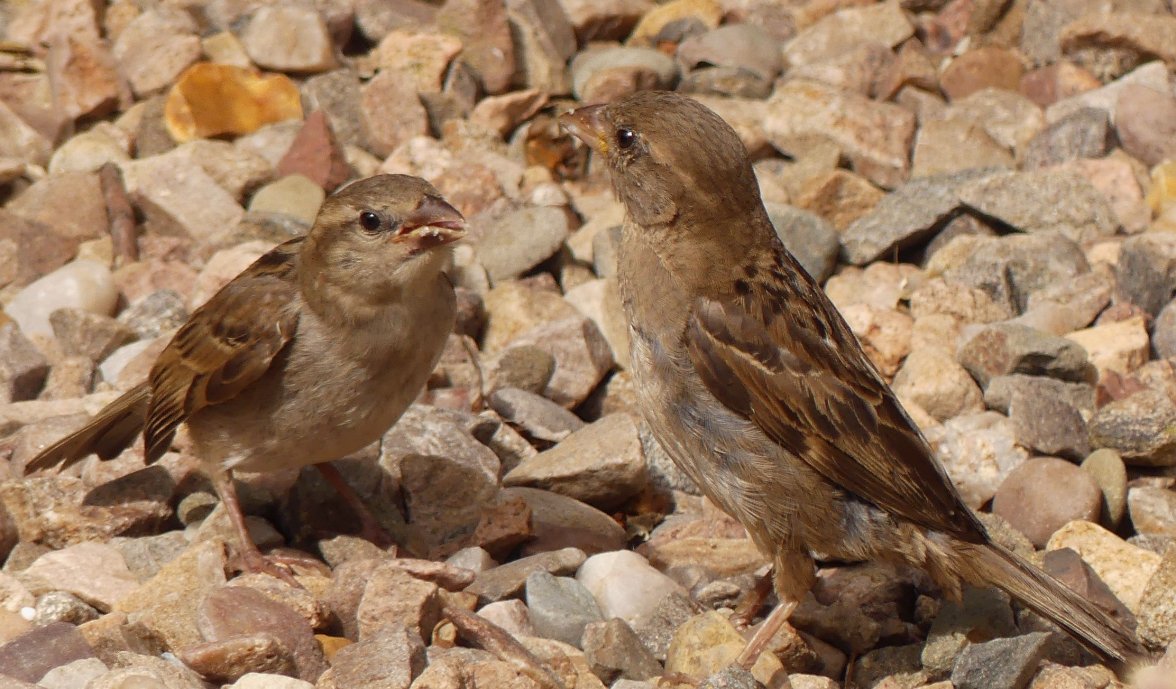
301, 174, 466, 305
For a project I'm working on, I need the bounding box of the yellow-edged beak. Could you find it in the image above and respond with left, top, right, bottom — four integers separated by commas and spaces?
558, 104, 610, 155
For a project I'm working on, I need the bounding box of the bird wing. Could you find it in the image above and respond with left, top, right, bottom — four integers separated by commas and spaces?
684, 267, 985, 542
142, 238, 304, 462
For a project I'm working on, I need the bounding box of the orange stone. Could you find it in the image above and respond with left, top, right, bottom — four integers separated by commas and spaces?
164, 62, 302, 142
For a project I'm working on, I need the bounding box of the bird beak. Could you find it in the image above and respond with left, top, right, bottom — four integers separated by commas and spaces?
397, 195, 466, 249
559, 104, 609, 155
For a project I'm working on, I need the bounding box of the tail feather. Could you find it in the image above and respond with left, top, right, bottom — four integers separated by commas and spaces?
23, 384, 150, 474
961, 540, 1149, 666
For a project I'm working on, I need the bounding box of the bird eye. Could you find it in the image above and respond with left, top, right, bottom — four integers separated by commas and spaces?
615, 127, 636, 150
359, 211, 381, 232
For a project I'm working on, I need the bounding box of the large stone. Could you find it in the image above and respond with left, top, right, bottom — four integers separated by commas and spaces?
477, 206, 572, 284
1088, 389, 1176, 467
21, 542, 138, 613
317, 624, 425, 689
992, 458, 1102, 547
525, 571, 603, 647
505, 317, 614, 409
950, 632, 1050, 689
957, 322, 1095, 389
957, 170, 1117, 243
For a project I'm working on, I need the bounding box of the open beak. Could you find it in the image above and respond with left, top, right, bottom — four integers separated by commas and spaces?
558, 104, 610, 155
398, 195, 466, 249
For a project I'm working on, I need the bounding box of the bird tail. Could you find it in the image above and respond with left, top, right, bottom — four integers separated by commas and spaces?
23, 383, 150, 474
959, 539, 1149, 667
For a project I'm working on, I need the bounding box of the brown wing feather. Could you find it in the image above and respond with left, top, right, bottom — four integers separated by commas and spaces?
142, 239, 303, 462
685, 256, 986, 543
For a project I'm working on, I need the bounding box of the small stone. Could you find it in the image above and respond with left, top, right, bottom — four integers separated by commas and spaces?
782, 1, 913, 68
1041, 547, 1135, 631
1064, 316, 1149, 378
488, 387, 583, 442
436, 0, 516, 95
506, 486, 627, 557
21, 542, 138, 612
0, 98, 51, 167
316, 624, 425, 689
1128, 487, 1176, 538
477, 599, 536, 638
5, 260, 118, 339
112, 8, 202, 97
892, 348, 984, 422
581, 618, 662, 683
198, 585, 327, 682
37, 657, 108, 689
505, 316, 614, 409
8, 171, 108, 241
117, 290, 188, 340
176, 634, 297, 683
1088, 389, 1176, 468
982, 375, 1094, 420
44, 36, 128, 123
764, 204, 839, 283
48, 309, 135, 365
1080, 449, 1128, 528
229, 674, 314, 689
1022, 107, 1113, 170
241, 6, 335, 73
957, 323, 1095, 389
477, 206, 571, 284
1007, 389, 1091, 460
951, 632, 1050, 689
466, 547, 587, 603
677, 24, 783, 82
793, 169, 884, 232
559, 0, 651, 43
248, 175, 326, 225
1047, 520, 1162, 613
925, 411, 1028, 509
1136, 545, 1176, 649
911, 116, 1014, 178
853, 644, 926, 688
470, 89, 548, 139
992, 458, 1102, 547
765, 79, 915, 188
525, 571, 603, 647
0, 622, 95, 683
0, 323, 48, 402
276, 111, 353, 192
628, 0, 722, 44
165, 63, 303, 143
32, 591, 99, 626
940, 46, 1025, 101
121, 153, 246, 244
664, 611, 786, 689
360, 70, 429, 157
921, 586, 1017, 675
504, 413, 645, 511
577, 550, 688, 629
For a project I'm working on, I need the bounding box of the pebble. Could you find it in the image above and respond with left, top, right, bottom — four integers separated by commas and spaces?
504, 413, 645, 511
198, 585, 327, 682
476, 598, 536, 638
0, 323, 49, 403
1136, 545, 1176, 649
1080, 449, 1129, 530
925, 411, 1029, 509
577, 550, 688, 629
951, 632, 1051, 689
316, 624, 425, 689
664, 611, 786, 688
504, 486, 627, 556
504, 316, 615, 409
37, 657, 108, 689
1088, 389, 1176, 467
525, 571, 603, 647
0, 622, 95, 683
466, 547, 587, 603
921, 586, 1017, 675
477, 206, 572, 284
992, 457, 1102, 547
20, 542, 139, 613
764, 204, 840, 283
240, 6, 336, 73
957, 322, 1095, 389
1127, 486, 1176, 537
1065, 316, 1150, 378
5, 260, 119, 339
581, 618, 662, 683
1047, 520, 1162, 613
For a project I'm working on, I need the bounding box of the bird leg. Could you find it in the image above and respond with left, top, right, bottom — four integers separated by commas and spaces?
212, 471, 301, 587
736, 599, 799, 671
730, 568, 775, 629
314, 462, 397, 553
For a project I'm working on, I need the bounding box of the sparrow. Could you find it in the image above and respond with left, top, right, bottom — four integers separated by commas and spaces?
559, 92, 1146, 669
26, 174, 466, 583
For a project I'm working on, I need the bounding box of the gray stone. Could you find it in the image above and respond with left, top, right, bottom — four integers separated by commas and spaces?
488, 387, 584, 443
505, 486, 627, 557
1153, 298, 1176, 359
983, 374, 1095, 419
525, 571, 603, 647
488, 346, 556, 396
699, 665, 762, 689
506, 316, 615, 409
678, 66, 772, 99
853, 644, 927, 688
1081, 448, 1129, 528
1022, 107, 1113, 169
932, 233, 1089, 313
1088, 389, 1176, 467
503, 413, 646, 511
48, 309, 136, 364
677, 24, 783, 82
840, 169, 996, 265
957, 169, 1117, 243
922, 586, 1017, 674
1117, 232, 1176, 316
1116, 83, 1176, 166
957, 323, 1095, 389
1007, 389, 1091, 459
764, 204, 839, 282
950, 632, 1050, 689
630, 592, 696, 661
477, 206, 572, 284
117, 290, 188, 339
466, 547, 587, 603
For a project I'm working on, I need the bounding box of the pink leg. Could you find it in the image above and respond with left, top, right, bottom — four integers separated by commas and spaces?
736, 599, 799, 670
212, 471, 301, 586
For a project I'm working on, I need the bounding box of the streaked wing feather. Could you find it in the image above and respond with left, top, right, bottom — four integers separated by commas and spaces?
143, 239, 303, 463
686, 290, 985, 543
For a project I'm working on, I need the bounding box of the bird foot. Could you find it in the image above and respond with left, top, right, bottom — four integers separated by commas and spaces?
228, 547, 319, 587
657, 671, 702, 687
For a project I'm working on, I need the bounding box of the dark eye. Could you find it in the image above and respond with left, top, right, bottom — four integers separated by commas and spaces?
359, 211, 381, 232
616, 127, 636, 150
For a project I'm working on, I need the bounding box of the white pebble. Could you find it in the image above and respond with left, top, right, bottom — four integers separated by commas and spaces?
4, 260, 118, 338
576, 550, 687, 627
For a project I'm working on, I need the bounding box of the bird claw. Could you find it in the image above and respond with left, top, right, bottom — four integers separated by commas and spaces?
228, 548, 313, 588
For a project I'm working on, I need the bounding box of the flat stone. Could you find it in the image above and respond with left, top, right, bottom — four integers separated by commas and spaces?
241, 6, 335, 73
1117, 232, 1176, 316
1042, 547, 1136, 631
922, 586, 1017, 675
8, 171, 107, 242
198, 585, 327, 682
0, 622, 95, 683
505, 487, 626, 557
37, 657, 108, 689
783, 1, 913, 67
951, 632, 1050, 689
466, 547, 587, 603
983, 374, 1095, 419
175, 634, 296, 683
33, 591, 99, 627
435, 0, 516, 94
21, 542, 138, 613
111, 8, 202, 96
1008, 388, 1091, 459
476, 598, 535, 638
120, 154, 245, 243
504, 413, 645, 511
958, 323, 1095, 389
505, 316, 614, 409
48, 309, 136, 365
488, 387, 583, 442
0, 323, 48, 403
1128, 486, 1176, 538
1022, 107, 1113, 169
911, 116, 1014, 178
1065, 316, 1149, 378
957, 169, 1117, 243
